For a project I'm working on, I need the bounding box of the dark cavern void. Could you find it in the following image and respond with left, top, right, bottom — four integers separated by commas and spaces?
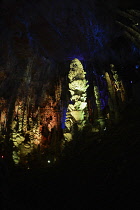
1, 0, 140, 208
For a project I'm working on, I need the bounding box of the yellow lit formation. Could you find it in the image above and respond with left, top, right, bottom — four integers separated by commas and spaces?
64, 58, 89, 142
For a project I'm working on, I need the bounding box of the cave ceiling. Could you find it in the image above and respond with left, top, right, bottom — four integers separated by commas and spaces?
0, 0, 140, 64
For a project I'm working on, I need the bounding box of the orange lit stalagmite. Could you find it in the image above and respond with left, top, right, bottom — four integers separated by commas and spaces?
8, 80, 62, 165
0, 98, 7, 132
0, 98, 7, 156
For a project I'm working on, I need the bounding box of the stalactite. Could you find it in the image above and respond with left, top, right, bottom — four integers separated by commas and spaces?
124, 31, 140, 49
117, 9, 138, 24
116, 21, 140, 47
127, 9, 140, 18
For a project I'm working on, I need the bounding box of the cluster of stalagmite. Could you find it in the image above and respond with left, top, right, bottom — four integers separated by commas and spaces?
0, 58, 127, 165
0, 60, 62, 165
10, 85, 62, 164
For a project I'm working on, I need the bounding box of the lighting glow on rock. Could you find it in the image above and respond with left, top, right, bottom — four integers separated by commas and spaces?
64, 58, 89, 142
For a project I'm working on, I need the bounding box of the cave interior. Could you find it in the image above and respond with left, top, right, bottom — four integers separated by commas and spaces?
1, 0, 140, 208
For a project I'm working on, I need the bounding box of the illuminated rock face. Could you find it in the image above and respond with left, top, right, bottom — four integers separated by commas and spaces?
0, 78, 62, 165
64, 58, 89, 142
10, 100, 41, 164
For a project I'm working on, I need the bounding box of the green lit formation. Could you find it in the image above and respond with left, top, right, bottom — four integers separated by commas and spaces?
64, 58, 89, 141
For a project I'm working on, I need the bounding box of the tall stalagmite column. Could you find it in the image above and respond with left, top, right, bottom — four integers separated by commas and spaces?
105, 64, 122, 124
93, 85, 105, 131
64, 58, 89, 142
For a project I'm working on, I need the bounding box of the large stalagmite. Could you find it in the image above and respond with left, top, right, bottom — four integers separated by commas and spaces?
64, 58, 89, 142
